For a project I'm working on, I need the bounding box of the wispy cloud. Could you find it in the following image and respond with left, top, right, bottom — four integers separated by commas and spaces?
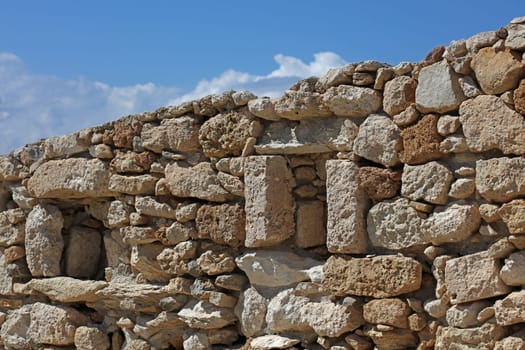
0, 51, 346, 154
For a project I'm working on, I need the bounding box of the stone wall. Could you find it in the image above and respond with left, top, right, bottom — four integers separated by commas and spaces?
1, 16, 525, 350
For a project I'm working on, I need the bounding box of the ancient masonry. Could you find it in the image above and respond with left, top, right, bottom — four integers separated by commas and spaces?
1, 17, 525, 350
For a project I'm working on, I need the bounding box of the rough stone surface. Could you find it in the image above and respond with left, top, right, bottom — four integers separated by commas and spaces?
401, 114, 443, 165
141, 116, 201, 153
109, 174, 158, 195
471, 47, 525, 94
383, 76, 417, 116
445, 253, 511, 304
249, 335, 300, 350
27, 158, 114, 198
244, 156, 295, 247
326, 160, 368, 253
415, 60, 466, 113
234, 287, 267, 337
446, 301, 490, 328
476, 157, 525, 202
363, 298, 411, 328
401, 161, 453, 205
25, 204, 64, 277
499, 199, 525, 234
177, 300, 237, 329
495, 291, 525, 326
323, 255, 422, 298
195, 204, 246, 248
435, 324, 505, 350
500, 250, 525, 286
358, 166, 400, 200
514, 79, 525, 115
424, 203, 481, 245
353, 114, 402, 167
322, 85, 382, 117
74, 326, 110, 350
460, 95, 525, 154
274, 90, 332, 120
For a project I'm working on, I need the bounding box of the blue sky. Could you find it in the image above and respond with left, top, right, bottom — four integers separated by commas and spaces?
0, 1, 523, 153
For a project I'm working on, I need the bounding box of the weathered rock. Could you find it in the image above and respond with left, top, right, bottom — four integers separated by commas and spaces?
471, 47, 525, 94
363, 298, 411, 328
25, 204, 64, 277
323, 255, 422, 298
234, 287, 267, 337
42, 133, 89, 159
435, 324, 505, 350
295, 200, 326, 248
0, 209, 25, 247
445, 253, 511, 304
255, 118, 358, 154
0, 304, 32, 349
393, 104, 420, 127
499, 199, 525, 234
476, 157, 525, 202
121, 226, 157, 245
322, 85, 382, 117
383, 76, 417, 116
197, 250, 236, 276
110, 151, 156, 173
28, 302, 88, 346
415, 60, 466, 113
459, 95, 525, 154
514, 79, 525, 115
358, 167, 400, 200
448, 178, 476, 199
446, 301, 490, 328
424, 203, 480, 245
164, 221, 196, 245
353, 114, 402, 167
74, 326, 110, 350
157, 241, 198, 275
495, 291, 525, 326
107, 200, 132, 228
401, 114, 443, 165
141, 116, 201, 153
244, 156, 295, 247
365, 327, 418, 350
0, 156, 24, 181
437, 115, 460, 136
317, 65, 354, 90
495, 333, 525, 350
131, 244, 171, 282
367, 198, 426, 250
248, 97, 279, 121
326, 160, 369, 253
165, 162, 232, 202
64, 226, 101, 279
249, 335, 300, 350
216, 171, 244, 197
18, 277, 107, 302
401, 162, 453, 205
195, 204, 246, 248
27, 158, 114, 198
178, 300, 237, 329
273, 90, 332, 119
135, 196, 177, 219
108, 174, 158, 195
235, 250, 323, 288
3, 246, 25, 263
500, 250, 525, 286
199, 112, 262, 157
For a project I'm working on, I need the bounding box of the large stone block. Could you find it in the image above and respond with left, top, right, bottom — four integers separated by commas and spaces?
435, 324, 505, 350
476, 157, 525, 203
27, 158, 114, 198
322, 85, 382, 118
401, 161, 453, 205
196, 203, 246, 248
323, 255, 422, 298
244, 156, 295, 247
495, 291, 525, 326
295, 200, 326, 248
326, 160, 368, 253
445, 253, 511, 304
141, 116, 201, 153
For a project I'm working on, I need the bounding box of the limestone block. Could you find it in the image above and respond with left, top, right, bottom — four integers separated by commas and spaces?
446, 301, 490, 328
248, 97, 279, 121
401, 161, 453, 205
121, 226, 157, 245
471, 47, 525, 94
322, 85, 382, 117
460, 95, 525, 154
232, 90, 256, 106
165, 162, 232, 202
254, 117, 358, 154
476, 157, 525, 202
273, 90, 332, 120
25, 204, 64, 277
75, 326, 110, 350
110, 151, 156, 173
64, 226, 101, 279
216, 171, 244, 197
107, 200, 132, 228
108, 174, 158, 195
195, 204, 246, 248
363, 298, 411, 328
0, 209, 25, 247
27, 158, 114, 198
437, 115, 465, 137
358, 166, 400, 200
326, 160, 368, 253
177, 300, 237, 329
501, 250, 525, 286
250, 335, 300, 350
199, 111, 262, 157
244, 156, 295, 247
19, 277, 107, 303
141, 116, 201, 153
234, 287, 267, 337
135, 196, 177, 219
323, 255, 422, 298
448, 178, 475, 199
295, 200, 326, 248
514, 79, 525, 115
401, 114, 443, 165
196, 250, 236, 276
435, 324, 505, 350
424, 203, 480, 245
43, 133, 88, 159
445, 253, 511, 304
495, 291, 525, 326
131, 244, 171, 282
499, 199, 525, 234
495, 333, 525, 350
235, 250, 322, 288
316, 64, 354, 90
353, 114, 402, 167
364, 328, 418, 350
383, 76, 417, 116
415, 60, 466, 113
0, 304, 32, 349
367, 198, 426, 250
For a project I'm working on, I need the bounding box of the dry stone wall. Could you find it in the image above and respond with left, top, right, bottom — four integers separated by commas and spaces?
1, 16, 525, 350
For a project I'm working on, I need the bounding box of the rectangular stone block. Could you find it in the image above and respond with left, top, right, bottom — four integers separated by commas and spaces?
445, 253, 511, 304
326, 160, 368, 253
244, 156, 295, 247
295, 200, 326, 248
495, 290, 525, 326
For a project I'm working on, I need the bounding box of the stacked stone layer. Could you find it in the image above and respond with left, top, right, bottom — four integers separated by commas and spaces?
1, 16, 525, 350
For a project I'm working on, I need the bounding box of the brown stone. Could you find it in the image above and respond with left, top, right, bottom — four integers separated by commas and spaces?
108, 174, 158, 195
363, 298, 411, 328
514, 79, 525, 115
401, 114, 443, 165
323, 255, 422, 298
499, 199, 525, 234
495, 290, 525, 326
113, 119, 140, 149
295, 200, 326, 248
195, 204, 246, 248
358, 166, 400, 200
110, 151, 156, 173
141, 116, 201, 153
383, 76, 417, 116
3, 246, 25, 264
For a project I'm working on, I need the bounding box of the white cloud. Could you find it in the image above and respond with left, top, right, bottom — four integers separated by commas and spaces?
0, 51, 346, 154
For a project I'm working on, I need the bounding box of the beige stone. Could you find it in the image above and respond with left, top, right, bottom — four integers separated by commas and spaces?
364, 327, 418, 350
499, 199, 525, 234
448, 178, 475, 199
244, 156, 295, 247
195, 204, 246, 248
74, 326, 110, 350
110, 151, 156, 173
353, 114, 402, 167
249, 335, 300, 350
108, 174, 158, 195
424, 203, 480, 245
135, 196, 177, 219
18, 277, 107, 303
358, 166, 400, 201
177, 300, 237, 329
196, 250, 236, 276
141, 116, 201, 153
27, 158, 114, 198
495, 290, 525, 326
445, 253, 511, 304
460, 95, 525, 154
476, 157, 525, 202
500, 250, 525, 286
234, 287, 267, 337
295, 200, 326, 248
322, 85, 382, 117
0, 209, 25, 247
495, 333, 525, 350
273, 90, 332, 119
363, 298, 410, 328
401, 161, 453, 205
121, 226, 157, 245
437, 115, 460, 136
131, 244, 171, 282
446, 301, 490, 328
326, 160, 369, 253
247, 97, 279, 121
435, 324, 505, 350
165, 162, 232, 202
471, 47, 525, 94
383, 76, 417, 116
216, 171, 244, 197
323, 255, 422, 298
